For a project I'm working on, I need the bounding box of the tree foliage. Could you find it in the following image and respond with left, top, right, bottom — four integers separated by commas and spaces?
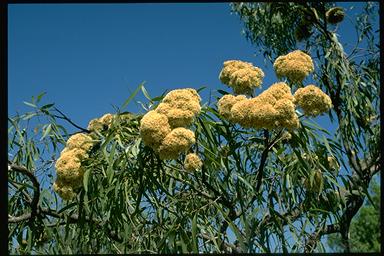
8, 2, 380, 254
232, 1, 380, 252
327, 178, 380, 252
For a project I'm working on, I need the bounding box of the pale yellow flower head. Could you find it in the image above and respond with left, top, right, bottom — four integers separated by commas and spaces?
60, 147, 88, 160
99, 113, 114, 126
156, 102, 199, 128
228, 82, 299, 130
55, 153, 84, 183
66, 133, 94, 151
273, 50, 314, 83
184, 153, 203, 171
263, 82, 294, 101
140, 110, 172, 150
87, 113, 114, 132
162, 88, 201, 106
230, 99, 253, 128
217, 94, 247, 120
87, 118, 104, 132
53, 181, 76, 201
247, 98, 279, 129
294, 85, 332, 116
219, 60, 264, 95
158, 128, 196, 160
155, 88, 201, 128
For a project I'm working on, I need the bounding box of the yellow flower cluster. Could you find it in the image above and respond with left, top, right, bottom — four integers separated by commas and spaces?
217, 94, 247, 120
140, 110, 172, 149
87, 113, 114, 132
54, 133, 94, 200
220, 82, 300, 130
156, 88, 201, 128
158, 128, 196, 160
53, 179, 77, 201
219, 60, 264, 95
326, 7, 345, 24
273, 50, 314, 83
140, 88, 200, 159
293, 85, 332, 116
184, 153, 203, 171
66, 133, 94, 151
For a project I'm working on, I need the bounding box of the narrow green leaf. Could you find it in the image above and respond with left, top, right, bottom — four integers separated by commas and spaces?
121, 82, 145, 110
41, 103, 55, 110
36, 92, 47, 102
141, 85, 152, 102
192, 213, 198, 253
41, 124, 52, 141
237, 174, 254, 193
83, 168, 91, 192
23, 101, 37, 108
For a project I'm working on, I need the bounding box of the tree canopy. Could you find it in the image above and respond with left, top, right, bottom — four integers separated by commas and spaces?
8, 2, 380, 254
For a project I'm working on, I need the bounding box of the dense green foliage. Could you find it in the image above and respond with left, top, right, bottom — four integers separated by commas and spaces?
8, 2, 380, 254
327, 178, 380, 252
232, 1, 380, 252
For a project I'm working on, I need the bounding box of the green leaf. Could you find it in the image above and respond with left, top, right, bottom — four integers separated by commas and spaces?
237, 174, 254, 193
41, 124, 52, 141
23, 101, 37, 108
41, 103, 55, 110
36, 92, 47, 103
121, 81, 145, 110
141, 85, 152, 102
322, 135, 334, 156
192, 213, 198, 253
83, 168, 91, 192
22, 112, 37, 120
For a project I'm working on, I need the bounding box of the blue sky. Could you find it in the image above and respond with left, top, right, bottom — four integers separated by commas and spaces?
8, 3, 260, 129
8, 2, 378, 252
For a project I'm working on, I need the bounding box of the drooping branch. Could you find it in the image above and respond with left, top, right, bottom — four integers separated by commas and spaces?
53, 107, 90, 133
8, 162, 40, 222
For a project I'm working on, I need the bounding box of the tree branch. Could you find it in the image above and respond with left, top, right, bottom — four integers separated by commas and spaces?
8, 162, 40, 222
53, 107, 90, 133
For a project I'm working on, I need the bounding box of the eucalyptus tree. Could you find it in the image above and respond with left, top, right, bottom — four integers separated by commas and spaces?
232, 1, 380, 252
8, 2, 380, 254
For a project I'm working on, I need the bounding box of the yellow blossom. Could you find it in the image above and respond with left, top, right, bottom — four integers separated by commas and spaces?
53, 181, 76, 201
219, 60, 264, 95
155, 88, 201, 128
217, 94, 247, 120
162, 88, 201, 107
158, 128, 196, 160
230, 99, 254, 128
60, 147, 88, 160
87, 113, 114, 132
55, 153, 84, 183
294, 85, 332, 116
99, 113, 114, 126
66, 133, 94, 151
156, 102, 199, 128
273, 50, 314, 83
229, 82, 299, 130
247, 98, 278, 129
184, 153, 203, 171
139, 110, 172, 150
263, 82, 293, 101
